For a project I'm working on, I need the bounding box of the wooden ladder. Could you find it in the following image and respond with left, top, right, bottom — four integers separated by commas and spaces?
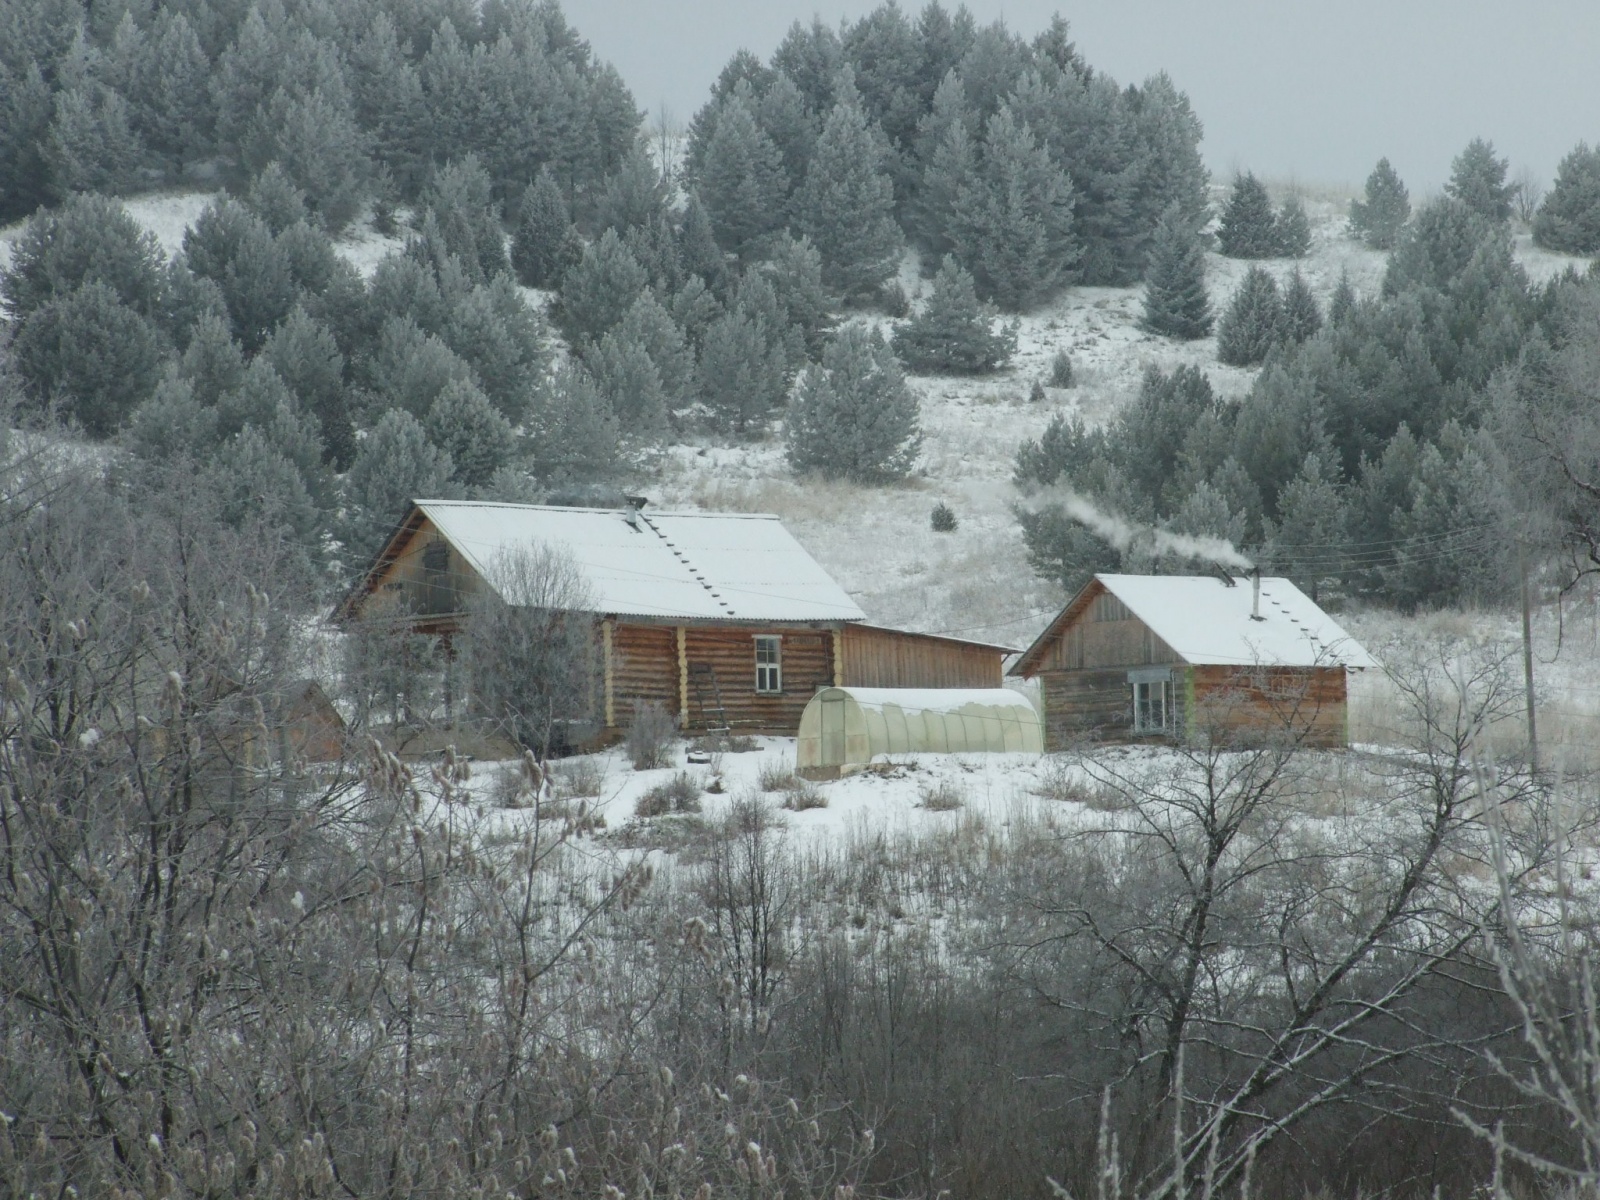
687, 662, 731, 735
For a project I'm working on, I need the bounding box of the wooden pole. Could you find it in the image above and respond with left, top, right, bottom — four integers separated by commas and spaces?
1520, 543, 1538, 770
602, 620, 615, 730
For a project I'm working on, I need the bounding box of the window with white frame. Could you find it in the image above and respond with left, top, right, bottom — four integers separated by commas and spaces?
1132, 678, 1174, 733
754, 636, 782, 694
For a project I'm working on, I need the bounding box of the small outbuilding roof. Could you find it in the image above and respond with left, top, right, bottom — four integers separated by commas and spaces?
358, 500, 868, 623
1013, 573, 1376, 675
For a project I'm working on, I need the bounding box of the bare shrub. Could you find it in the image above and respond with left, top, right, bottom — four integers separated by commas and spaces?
919, 778, 966, 810
782, 779, 828, 811
759, 758, 801, 791
636, 770, 702, 817
1034, 755, 1125, 810
554, 754, 606, 798
627, 700, 677, 769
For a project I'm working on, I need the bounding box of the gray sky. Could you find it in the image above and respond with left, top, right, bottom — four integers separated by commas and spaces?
573, 0, 1599, 194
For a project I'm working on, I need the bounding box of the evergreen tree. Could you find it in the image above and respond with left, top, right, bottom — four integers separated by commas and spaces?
668, 275, 725, 353
676, 191, 728, 292
1279, 269, 1322, 345
421, 156, 509, 282
951, 106, 1078, 310
43, 80, 143, 199
588, 329, 671, 444
246, 162, 311, 235
910, 70, 976, 259
424, 379, 515, 488
124, 10, 212, 170
525, 363, 621, 484
211, 423, 324, 553
695, 89, 788, 260
127, 371, 220, 463
1166, 480, 1247, 548
697, 309, 789, 435
261, 84, 370, 235
1217, 267, 1283, 367
182, 198, 297, 352
347, 11, 425, 196
11, 281, 166, 436
264, 307, 353, 467
0, 62, 56, 222
1140, 205, 1212, 339
1274, 195, 1312, 257
623, 211, 682, 295
614, 290, 696, 406
1327, 273, 1356, 327
731, 272, 806, 380
1264, 452, 1346, 601
2, 192, 166, 321
1111, 364, 1217, 503
764, 233, 833, 356
511, 168, 580, 289
786, 326, 921, 481
1125, 72, 1210, 257
1533, 142, 1600, 254
1349, 157, 1410, 249
754, 70, 817, 190
557, 229, 648, 348
177, 311, 247, 408
891, 256, 1016, 373
1217, 172, 1280, 258
440, 276, 546, 424
793, 73, 902, 299
595, 145, 669, 238
1384, 424, 1508, 609
369, 316, 478, 420
1446, 137, 1514, 223
344, 409, 457, 552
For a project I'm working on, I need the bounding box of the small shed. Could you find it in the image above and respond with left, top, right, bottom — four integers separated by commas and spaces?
1011, 574, 1375, 749
797, 686, 1043, 778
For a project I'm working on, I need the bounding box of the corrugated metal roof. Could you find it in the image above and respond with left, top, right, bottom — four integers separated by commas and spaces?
1095, 574, 1376, 668
415, 500, 868, 623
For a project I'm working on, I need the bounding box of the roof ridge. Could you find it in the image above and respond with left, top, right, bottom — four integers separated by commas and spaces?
636, 511, 738, 617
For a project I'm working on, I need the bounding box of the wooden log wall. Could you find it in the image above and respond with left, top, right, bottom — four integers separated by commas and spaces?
681, 627, 833, 733
1187, 665, 1347, 748
840, 625, 1004, 688
610, 623, 679, 727
1035, 614, 1177, 671
1039, 668, 1136, 748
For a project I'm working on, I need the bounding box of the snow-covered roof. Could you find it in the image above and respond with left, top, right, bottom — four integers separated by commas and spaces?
1015, 574, 1376, 673
831, 687, 1041, 716
411, 500, 867, 623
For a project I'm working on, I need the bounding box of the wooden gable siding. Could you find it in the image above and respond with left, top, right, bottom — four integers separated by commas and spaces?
840, 624, 1004, 689
354, 513, 483, 630
1036, 593, 1178, 671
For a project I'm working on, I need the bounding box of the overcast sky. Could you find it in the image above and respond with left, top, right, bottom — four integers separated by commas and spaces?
573, 0, 1599, 195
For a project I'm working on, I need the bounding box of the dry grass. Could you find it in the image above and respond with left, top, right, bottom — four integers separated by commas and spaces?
635, 771, 702, 817
918, 778, 966, 811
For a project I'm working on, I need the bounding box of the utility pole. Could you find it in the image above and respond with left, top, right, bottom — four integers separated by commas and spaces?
1519, 541, 1538, 771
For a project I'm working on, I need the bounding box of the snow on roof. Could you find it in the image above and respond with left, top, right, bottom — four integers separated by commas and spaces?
415, 500, 867, 623
1095, 574, 1376, 668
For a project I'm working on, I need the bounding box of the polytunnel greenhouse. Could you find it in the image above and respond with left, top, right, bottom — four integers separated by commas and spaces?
796, 687, 1043, 777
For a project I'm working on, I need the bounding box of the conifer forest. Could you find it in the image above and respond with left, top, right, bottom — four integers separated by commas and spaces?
6, 1, 1600, 1197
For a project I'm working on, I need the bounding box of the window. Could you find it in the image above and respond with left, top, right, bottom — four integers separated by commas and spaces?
754, 636, 782, 694
1133, 679, 1174, 733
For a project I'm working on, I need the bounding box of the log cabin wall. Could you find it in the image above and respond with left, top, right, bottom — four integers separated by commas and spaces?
1039, 668, 1137, 746
1187, 665, 1348, 748
610, 623, 680, 727
354, 513, 484, 633
680, 626, 833, 733
839, 625, 1004, 688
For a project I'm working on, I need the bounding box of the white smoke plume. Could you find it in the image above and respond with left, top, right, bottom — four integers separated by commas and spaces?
1034, 486, 1255, 572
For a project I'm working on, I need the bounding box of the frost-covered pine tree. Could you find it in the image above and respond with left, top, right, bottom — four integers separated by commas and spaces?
1349, 157, 1411, 249
587, 328, 671, 445
890, 256, 1016, 374
765, 233, 833, 355
787, 326, 920, 481
511, 168, 579, 289
424, 379, 514, 488
1265, 451, 1346, 601
342, 408, 456, 554
1279, 269, 1322, 345
263, 306, 352, 467
1140, 205, 1212, 339
1328, 269, 1356, 325
613, 291, 696, 407
697, 309, 789, 435
950, 106, 1078, 310
1217, 172, 1279, 258
793, 72, 902, 299
1216, 266, 1283, 366
368, 316, 476, 419
1533, 142, 1600, 253
676, 191, 727, 291
910, 71, 976, 260
421, 156, 509, 282
1274, 195, 1311, 257
525, 363, 621, 484
557, 229, 648, 348
1446, 137, 1514, 223
695, 88, 788, 260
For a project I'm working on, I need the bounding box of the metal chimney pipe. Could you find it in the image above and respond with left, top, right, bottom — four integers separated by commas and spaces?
1251, 569, 1264, 621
